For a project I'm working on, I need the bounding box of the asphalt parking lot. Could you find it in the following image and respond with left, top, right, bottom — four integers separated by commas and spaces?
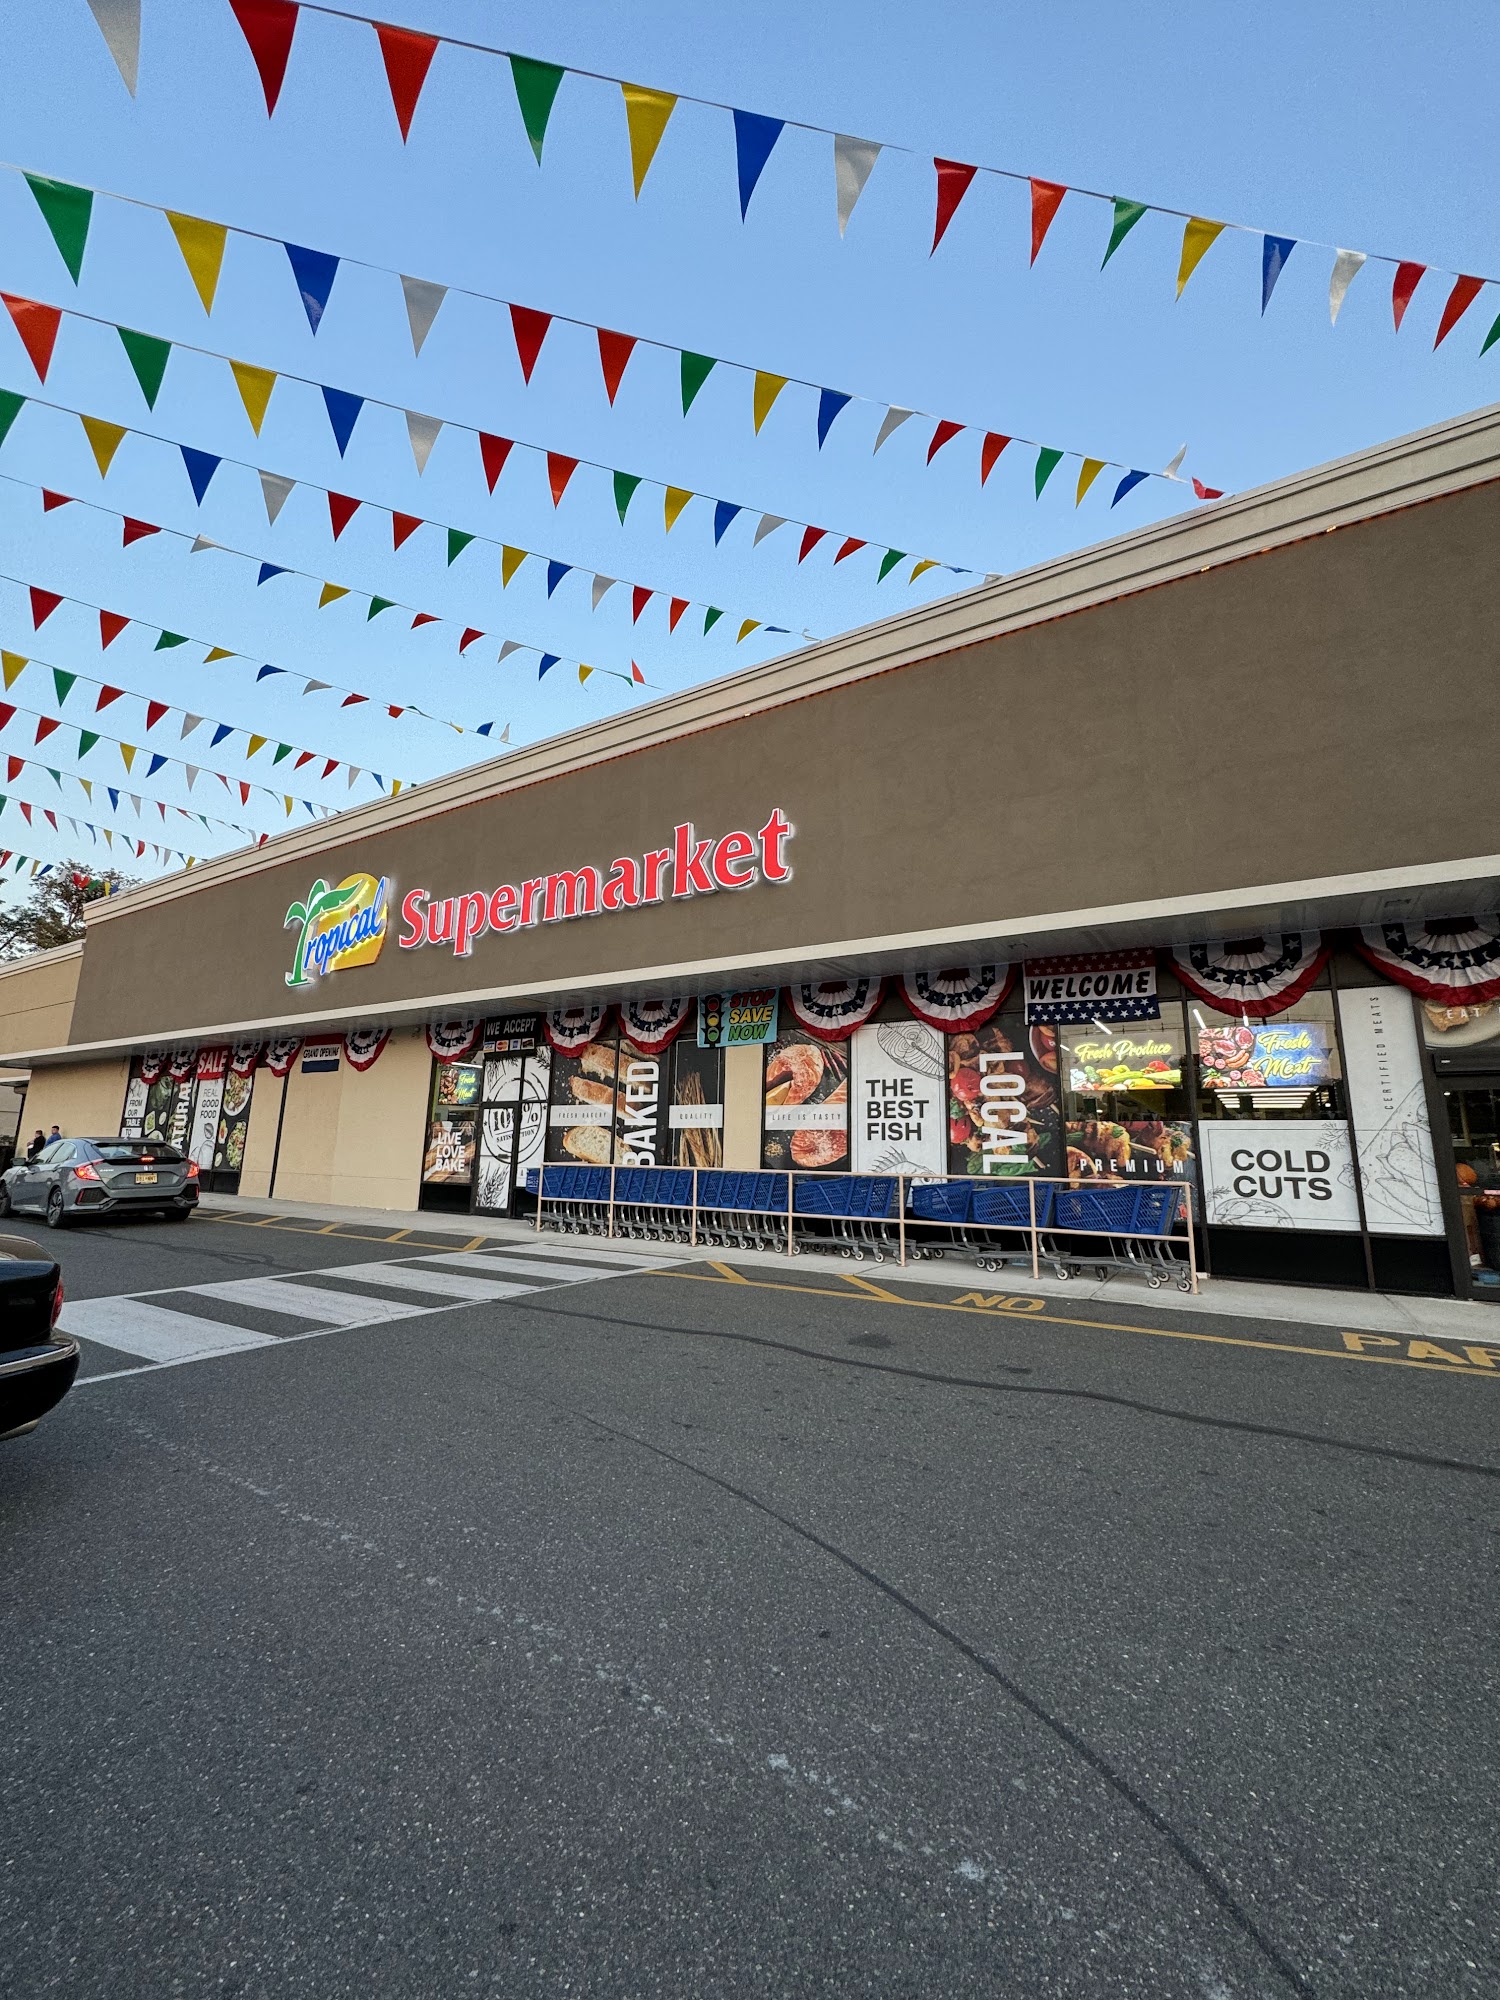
2, 1209, 1495, 1998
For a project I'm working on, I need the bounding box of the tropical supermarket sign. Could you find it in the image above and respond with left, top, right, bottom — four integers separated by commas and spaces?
284, 873, 390, 988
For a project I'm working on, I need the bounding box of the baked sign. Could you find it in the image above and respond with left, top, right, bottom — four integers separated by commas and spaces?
398, 812, 795, 959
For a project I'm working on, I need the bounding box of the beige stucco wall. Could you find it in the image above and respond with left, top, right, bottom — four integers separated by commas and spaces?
721, 1043, 763, 1170
266, 1030, 429, 1210
20, 1057, 130, 1146
0, 945, 81, 1056
236, 1065, 285, 1200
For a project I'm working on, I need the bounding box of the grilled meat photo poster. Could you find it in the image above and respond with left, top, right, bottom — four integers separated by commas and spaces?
947, 1019, 1062, 1178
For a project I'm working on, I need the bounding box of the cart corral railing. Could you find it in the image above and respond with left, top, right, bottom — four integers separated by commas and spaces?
527, 1167, 1200, 1294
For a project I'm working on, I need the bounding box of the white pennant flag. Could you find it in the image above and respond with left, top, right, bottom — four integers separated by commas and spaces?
302, 679, 331, 694
346, 766, 361, 789
834, 134, 881, 236
190, 535, 220, 553
873, 407, 913, 452
85, 0, 139, 94
180, 713, 203, 739
400, 275, 447, 356
497, 641, 523, 664
498, 724, 511, 743
753, 514, 785, 545
591, 575, 617, 609
260, 470, 295, 525
1329, 248, 1367, 325
1162, 444, 1188, 479
406, 410, 442, 474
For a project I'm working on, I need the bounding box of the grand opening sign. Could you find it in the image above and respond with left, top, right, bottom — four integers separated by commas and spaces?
398, 811, 794, 959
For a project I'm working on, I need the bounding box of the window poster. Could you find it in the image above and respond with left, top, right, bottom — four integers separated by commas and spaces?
1062, 1026, 1183, 1094
1196, 1021, 1332, 1094
1337, 987, 1444, 1237
669, 1039, 724, 1169
1198, 1120, 1361, 1231
475, 1054, 550, 1213
187, 1074, 223, 1171
213, 1065, 255, 1179
423, 1061, 481, 1184
947, 1019, 1061, 1178
699, 989, 779, 1047
615, 1036, 670, 1166
120, 1072, 148, 1139
762, 1030, 849, 1170
546, 1036, 618, 1166
850, 1019, 945, 1175
1067, 1118, 1195, 1183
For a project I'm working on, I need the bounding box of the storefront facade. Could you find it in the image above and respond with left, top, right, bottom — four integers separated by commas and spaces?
3, 404, 1498, 1300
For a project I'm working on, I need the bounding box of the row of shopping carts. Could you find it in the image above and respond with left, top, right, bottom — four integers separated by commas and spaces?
526, 1167, 1194, 1288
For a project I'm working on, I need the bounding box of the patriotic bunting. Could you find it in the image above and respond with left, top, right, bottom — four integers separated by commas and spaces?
784, 979, 885, 1043
1354, 920, 1500, 1006
900, 966, 1014, 1033
1171, 936, 1330, 1019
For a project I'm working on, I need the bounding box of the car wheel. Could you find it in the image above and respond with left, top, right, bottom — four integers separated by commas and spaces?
164, 1207, 191, 1223
45, 1187, 67, 1229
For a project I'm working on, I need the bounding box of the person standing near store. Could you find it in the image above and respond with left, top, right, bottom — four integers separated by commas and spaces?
25, 1128, 45, 1161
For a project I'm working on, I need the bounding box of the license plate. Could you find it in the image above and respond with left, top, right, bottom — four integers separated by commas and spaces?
135, 1172, 158, 1184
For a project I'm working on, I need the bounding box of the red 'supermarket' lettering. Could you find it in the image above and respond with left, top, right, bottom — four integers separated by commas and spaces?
398, 810, 795, 959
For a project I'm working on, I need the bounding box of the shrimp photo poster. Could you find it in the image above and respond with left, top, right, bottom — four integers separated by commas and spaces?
946, 1019, 1062, 1178
762, 1030, 849, 1170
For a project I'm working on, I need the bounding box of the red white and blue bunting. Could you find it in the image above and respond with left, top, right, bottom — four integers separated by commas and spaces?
263, 1036, 302, 1076
136, 1047, 165, 1083
618, 996, 693, 1055
343, 1026, 390, 1072
228, 1038, 262, 1075
166, 1044, 197, 1082
426, 1016, 481, 1062
1170, 934, 1330, 1020
899, 965, 1014, 1034
544, 1002, 610, 1052
1354, 918, 1500, 1005
783, 979, 885, 1043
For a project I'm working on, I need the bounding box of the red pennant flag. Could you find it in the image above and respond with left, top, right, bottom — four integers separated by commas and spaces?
44, 810, 57, 832
510, 304, 552, 384
479, 433, 513, 492
631, 661, 646, 684
798, 526, 828, 562
391, 510, 422, 549
926, 419, 963, 463
96, 686, 123, 710
99, 611, 128, 648
238, 784, 251, 806
29, 587, 61, 627
547, 452, 579, 506
410, 611, 439, 629
122, 517, 159, 546
834, 537, 866, 563
1, 294, 62, 381
34, 717, 59, 744
146, 701, 168, 730
1191, 477, 1224, 500
980, 433, 1011, 485
458, 628, 484, 654
327, 492, 360, 538
388, 705, 404, 719
19, 802, 32, 823
229, 1, 300, 116
41, 490, 73, 512
932, 159, 978, 253
1029, 179, 1067, 263
5, 758, 20, 782
340, 693, 367, 707
1434, 274, 1484, 349
668, 597, 688, 631
375, 23, 437, 141
597, 329, 637, 404
1391, 261, 1425, 331
294, 750, 314, 770
321, 758, 338, 779
631, 587, 652, 623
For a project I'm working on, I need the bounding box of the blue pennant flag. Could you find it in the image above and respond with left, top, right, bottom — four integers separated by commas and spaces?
146, 753, 167, 777
1111, 469, 1149, 507
734, 110, 784, 217
256, 563, 288, 586
180, 446, 220, 503
475, 721, 494, 736
816, 388, 851, 448
107, 787, 120, 810
538, 653, 560, 679
210, 722, 232, 748
546, 560, 570, 597
1261, 234, 1297, 314
284, 243, 340, 332
256, 664, 287, 681
321, 386, 363, 456
712, 501, 741, 545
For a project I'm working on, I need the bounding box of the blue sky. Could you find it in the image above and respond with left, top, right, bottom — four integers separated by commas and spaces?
0, 0, 1495, 895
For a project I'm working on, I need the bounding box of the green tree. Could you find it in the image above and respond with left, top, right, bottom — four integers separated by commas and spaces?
0, 860, 138, 960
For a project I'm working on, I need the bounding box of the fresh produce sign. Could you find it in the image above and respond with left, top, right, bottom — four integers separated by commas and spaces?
1064, 1029, 1181, 1093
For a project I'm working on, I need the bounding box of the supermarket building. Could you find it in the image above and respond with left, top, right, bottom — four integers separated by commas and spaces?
2, 403, 1499, 1304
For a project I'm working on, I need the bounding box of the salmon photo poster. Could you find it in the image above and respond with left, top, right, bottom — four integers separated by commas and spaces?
946, 1018, 1062, 1178
761, 1030, 849, 1170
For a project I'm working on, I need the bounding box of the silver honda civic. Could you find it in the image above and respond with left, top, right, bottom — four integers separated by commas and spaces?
0, 1136, 199, 1228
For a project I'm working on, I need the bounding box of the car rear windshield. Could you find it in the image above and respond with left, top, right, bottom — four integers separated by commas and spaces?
93, 1142, 185, 1165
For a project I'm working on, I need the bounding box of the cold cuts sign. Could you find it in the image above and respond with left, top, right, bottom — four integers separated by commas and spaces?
1200, 1121, 1361, 1232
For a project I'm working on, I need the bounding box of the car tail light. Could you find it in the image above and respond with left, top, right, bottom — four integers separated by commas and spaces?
50, 1268, 64, 1329
187, 1160, 200, 1179
70, 1160, 101, 1182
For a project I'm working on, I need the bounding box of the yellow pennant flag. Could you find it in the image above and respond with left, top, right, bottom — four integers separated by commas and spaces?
621, 83, 676, 197
390, 779, 402, 796
1075, 458, 1105, 505
119, 743, 137, 773
736, 619, 760, 643
2, 652, 26, 690
752, 372, 788, 434
81, 414, 127, 476
230, 360, 277, 435
501, 546, 527, 586
166, 212, 229, 313
578, 663, 593, 684
204, 647, 233, 663
318, 583, 349, 608
1176, 216, 1225, 298
284, 796, 294, 815
102, 828, 113, 848
910, 559, 940, 580
663, 486, 692, 531
246, 734, 267, 758
79, 778, 92, 801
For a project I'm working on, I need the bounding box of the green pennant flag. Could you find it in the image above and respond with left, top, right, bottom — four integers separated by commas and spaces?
52, 668, 76, 704
78, 730, 99, 757
118, 327, 172, 408
511, 55, 565, 162
154, 630, 189, 650
367, 596, 396, 620
0, 389, 24, 450
613, 470, 641, 523
877, 548, 907, 582
1035, 446, 1064, 497
1102, 197, 1148, 269
25, 176, 94, 283
446, 528, 475, 565
273, 743, 292, 764
703, 606, 724, 634
1481, 310, 1500, 358
680, 352, 716, 414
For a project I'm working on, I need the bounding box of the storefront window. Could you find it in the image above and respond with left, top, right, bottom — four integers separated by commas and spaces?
1058, 1000, 1194, 1182
762, 1029, 849, 1171
1189, 992, 1346, 1120
547, 1034, 619, 1167
421, 1060, 481, 1206
1442, 1086, 1500, 1295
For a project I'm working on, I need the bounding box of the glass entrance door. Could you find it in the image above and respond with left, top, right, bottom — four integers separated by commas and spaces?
1442, 1083, 1500, 1299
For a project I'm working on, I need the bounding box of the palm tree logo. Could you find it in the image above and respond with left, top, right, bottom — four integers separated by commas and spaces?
284, 878, 363, 988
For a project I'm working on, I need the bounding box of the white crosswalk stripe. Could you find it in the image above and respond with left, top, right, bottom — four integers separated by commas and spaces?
58, 1297, 278, 1364
333, 1262, 534, 1302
